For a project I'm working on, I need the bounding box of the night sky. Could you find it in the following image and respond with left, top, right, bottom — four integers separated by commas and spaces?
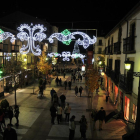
0, 0, 140, 53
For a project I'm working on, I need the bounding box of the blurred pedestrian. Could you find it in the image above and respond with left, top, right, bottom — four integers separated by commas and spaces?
97, 107, 106, 130
79, 86, 83, 97
64, 103, 71, 122
50, 103, 57, 124
39, 85, 44, 97
68, 80, 72, 90
59, 78, 62, 86
3, 124, 17, 140
57, 104, 62, 124
69, 115, 76, 140
91, 108, 98, 130
53, 92, 59, 104
64, 80, 67, 90
55, 76, 59, 86
74, 86, 78, 97
60, 93, 66, 109
8, 106, 13, 126
79, 115, 87, 139
50, 88, 56, 102
73, 75, 76, 83
14, 105, 20, 126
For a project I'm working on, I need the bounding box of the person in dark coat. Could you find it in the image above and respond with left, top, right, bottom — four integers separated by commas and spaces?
60, 93, 66, 109
73, 75, 76, 83
74, 86, 78, 97
8, 106, 13, 126
79, 115, 87, 139
39, 85, 44, 97
55, 76, 59, 86
50, 88, 56, 102
59, 78, 62, 86
3, 124, 17, 140
50, 104, 57, 124
79, 86, 83, 97
91, 108, 98, 130
97, 107, 106, 130
69, 115, 76, 140
14, 105, 20, 126
64, 80, 67, 90
68, 80, 72, 90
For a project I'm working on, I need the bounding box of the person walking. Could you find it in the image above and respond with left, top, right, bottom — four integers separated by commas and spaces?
60, 93, 66, 109
3, 124, 17, 140
8, 106, 13, 126
59, 78, 62, 86
64, 80, 67, 90
69, 115, 76, 140
53, 92, 59, 104
14, 105, 20, 126
50, 103, 57, 124
57, 104, 63, 124
79, 115, 87, 140
73, 75, 76, 83
68, 80, 72, 90
74, 86, 78, 97
50, 88, 56, 102
64, 103, 71, 122
91, 108, 98, 130
55, 76, 59, 86
97, 107, 106, 130
39, 85, 44, 97
79, 86, 83, 97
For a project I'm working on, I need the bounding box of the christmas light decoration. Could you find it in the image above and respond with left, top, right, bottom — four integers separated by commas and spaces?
47, 52, 86, 61
48, 29, 97, 49
17, 23, 47, 56
0, 29, 16, 43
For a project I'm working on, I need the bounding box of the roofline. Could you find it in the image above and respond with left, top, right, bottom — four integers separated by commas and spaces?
105, 1, 140, 38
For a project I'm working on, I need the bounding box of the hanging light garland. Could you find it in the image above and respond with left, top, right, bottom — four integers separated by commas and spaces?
47, 51, 86, 61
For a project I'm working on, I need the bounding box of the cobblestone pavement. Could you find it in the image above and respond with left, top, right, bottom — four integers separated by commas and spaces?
0, 71, 127, 140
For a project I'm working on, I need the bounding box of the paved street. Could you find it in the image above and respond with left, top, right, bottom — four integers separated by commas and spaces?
0, 71, 127, 140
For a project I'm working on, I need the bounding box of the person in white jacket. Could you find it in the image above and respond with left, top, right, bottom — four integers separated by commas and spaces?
69, 115, 76, 140
57, 104, 63, 124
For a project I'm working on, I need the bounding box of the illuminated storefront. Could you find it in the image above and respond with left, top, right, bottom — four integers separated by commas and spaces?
124, 96, 130, 120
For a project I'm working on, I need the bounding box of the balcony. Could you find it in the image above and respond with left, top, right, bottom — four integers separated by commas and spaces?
0, 43, 8, 52
114, 42, 121, 54
105, 67, 111, 77
119, 74, 133, 94
110, 70, 120, 85
11, 45, 19, 52
123, 36, 136, 54
105, 45, 113, 55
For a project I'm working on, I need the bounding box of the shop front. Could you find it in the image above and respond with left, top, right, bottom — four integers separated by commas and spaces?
124, 96, 130, 120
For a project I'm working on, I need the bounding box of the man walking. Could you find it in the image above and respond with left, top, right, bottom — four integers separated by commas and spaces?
57, 104, 63, 124
50, 88, 56, 102
97, 107, 106, 130
50, 103, 57, 124
60, 93, 66, 109
79, 86, 83, 97
64, 80, 67, 90
74, 86, 78, 97
68, 80, 72, 90
69, 115, 76, 140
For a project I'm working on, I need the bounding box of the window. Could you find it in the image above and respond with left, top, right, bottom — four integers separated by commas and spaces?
132, 104, 137, 122
99, 39, 102, 45
98, 48, 102, 53
124, 96, 130, 120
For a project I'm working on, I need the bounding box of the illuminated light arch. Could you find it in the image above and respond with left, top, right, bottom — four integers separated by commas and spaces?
61, 29, 72, 45
47, 29, 97, 49
0, 29, 16, 43
17, 23, 47, 56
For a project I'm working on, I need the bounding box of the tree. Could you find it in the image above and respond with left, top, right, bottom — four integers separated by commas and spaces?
85, 66, 100, 94
3, 54, 26, 105
37, 51, 52, 76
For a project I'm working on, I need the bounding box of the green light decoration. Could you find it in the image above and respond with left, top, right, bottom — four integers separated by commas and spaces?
61, 29, 72, 45
0, 69, 3, 79
0, 29, 4, 43
54, 52, 58, 57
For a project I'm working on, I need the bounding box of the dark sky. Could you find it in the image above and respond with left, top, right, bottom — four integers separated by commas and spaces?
0, 0, 140, 53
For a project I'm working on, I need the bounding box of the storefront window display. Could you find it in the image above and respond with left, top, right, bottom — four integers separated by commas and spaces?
132, 104, 137, 122
124, 96, 130, 120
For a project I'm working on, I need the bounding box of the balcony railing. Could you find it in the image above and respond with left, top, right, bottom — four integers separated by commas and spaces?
111, 70, 120, 85
114, 42, 121, 54
0, 44, 8, 52
105, 67, 111, 77
11, 45, 19, 52
123, 36, 136, 54
119, 74, 133, 94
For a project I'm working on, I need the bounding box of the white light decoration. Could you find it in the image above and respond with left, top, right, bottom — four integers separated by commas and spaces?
47, 52, 86, 61
4, 53, 12, 61
0, 32, 16, 43
17, 23, 47, 56
48, 30, 97, 49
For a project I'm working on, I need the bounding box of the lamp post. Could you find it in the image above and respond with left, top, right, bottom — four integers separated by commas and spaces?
133, 72, 140, 140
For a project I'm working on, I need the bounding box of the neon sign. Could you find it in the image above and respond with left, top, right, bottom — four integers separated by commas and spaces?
48, 29, 97, 49
17, 23, 47, 56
